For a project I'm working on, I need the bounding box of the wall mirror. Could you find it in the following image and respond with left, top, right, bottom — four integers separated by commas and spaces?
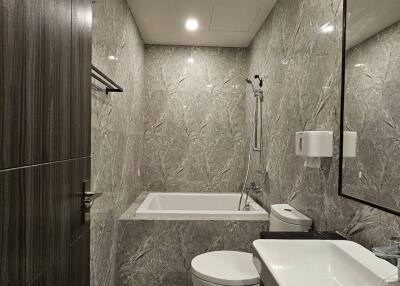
339, 0, 400, 215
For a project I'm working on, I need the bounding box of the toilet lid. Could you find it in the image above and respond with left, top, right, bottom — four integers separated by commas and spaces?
271, 204, 312, 226
191, 251, 260, 286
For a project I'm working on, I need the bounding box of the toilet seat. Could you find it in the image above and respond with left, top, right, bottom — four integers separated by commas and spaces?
191, 251, 260, 286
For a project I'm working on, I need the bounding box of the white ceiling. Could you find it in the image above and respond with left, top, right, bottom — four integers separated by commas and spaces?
347, 0, 400, 49
127, 0, 277, 47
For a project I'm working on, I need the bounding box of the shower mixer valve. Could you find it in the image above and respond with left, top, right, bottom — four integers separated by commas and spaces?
241, 182, 264, 211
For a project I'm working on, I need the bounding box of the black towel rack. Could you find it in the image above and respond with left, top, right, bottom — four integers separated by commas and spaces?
91, 65, 123, 94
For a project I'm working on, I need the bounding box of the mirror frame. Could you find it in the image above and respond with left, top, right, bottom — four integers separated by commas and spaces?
338, 0, 400, 217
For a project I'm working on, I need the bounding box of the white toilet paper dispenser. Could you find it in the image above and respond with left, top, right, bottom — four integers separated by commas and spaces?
295, 131, 333, 168
343, 131, 357, 158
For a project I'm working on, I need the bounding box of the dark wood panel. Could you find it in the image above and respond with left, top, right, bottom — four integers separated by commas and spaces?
29, 250, 71, 286
1, 0, 92, 284
0, 0, 92, 170
72, 0, 93, 159
0, 0, 25, 169
0, 164, 25, 285
30, 232, 90, 286
26, 0, 74, 162
70, 232, 90, 286
0, 158, 90, 285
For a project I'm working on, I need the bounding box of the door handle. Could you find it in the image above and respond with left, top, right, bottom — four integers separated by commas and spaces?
82, 180, 102, 223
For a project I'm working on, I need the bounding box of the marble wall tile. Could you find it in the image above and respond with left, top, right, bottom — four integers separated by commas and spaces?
90, 0, 145, 285
343, 21, 400, 211
91, 1, 400, 285
246, 0, 400, 249
143, 46, 249, 194
246, 0, 343, 220
115, 219, 267, 286
115, 220, 155, 286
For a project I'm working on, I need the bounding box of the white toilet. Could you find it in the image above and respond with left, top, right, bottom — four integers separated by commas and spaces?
269, 204, 312, 232
191, 204, 312, 286
191, 251, 259, 286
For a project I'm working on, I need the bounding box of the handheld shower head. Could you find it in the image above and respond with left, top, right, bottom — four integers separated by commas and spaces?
243, 75, 263, 98
242, 76, 257, 93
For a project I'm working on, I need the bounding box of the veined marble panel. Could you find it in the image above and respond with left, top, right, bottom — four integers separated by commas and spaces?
115, 193, 268, 285
246, 0, 343, 229
90, 0, 145, 285
143, 46, 249, 194
343, 21, 400, 211
115, 218, 267, 286
90, 1, 400, 285
246, 0, 400, 249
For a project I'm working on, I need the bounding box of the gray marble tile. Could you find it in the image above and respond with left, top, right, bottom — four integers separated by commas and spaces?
143, 46, 248, 194
90, 0, 400, 285
343, 21, 400, 211
153, 220, 222, 273
247, 0, 343, 234
114, 272, 187, 286
115, 221, 155, 284
90, 0, 145, 285
111, 218, 266, 286
114, 273, 156, 286
247, 0, 400, 249
153, 220, 266, 274
90, 210, 118, 286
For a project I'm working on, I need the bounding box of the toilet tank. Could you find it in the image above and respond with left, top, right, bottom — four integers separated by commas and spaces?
269, 204, 312, 232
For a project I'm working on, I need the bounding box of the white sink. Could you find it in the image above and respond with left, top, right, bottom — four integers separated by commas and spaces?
252, 240, 400, 286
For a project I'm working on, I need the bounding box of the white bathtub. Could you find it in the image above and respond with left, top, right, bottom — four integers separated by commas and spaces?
130, 192, 269, 220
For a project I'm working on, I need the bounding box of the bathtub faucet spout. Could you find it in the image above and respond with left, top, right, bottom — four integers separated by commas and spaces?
239, 182, 263, 211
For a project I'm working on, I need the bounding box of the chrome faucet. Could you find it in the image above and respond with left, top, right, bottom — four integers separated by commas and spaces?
372, 237, 400, 282
240, 182, 263, 211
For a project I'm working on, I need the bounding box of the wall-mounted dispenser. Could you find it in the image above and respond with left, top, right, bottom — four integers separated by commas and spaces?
295, 131, 333, 168
343, 131, 357, 158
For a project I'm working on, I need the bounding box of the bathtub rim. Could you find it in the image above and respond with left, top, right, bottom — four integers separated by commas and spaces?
120, 192, 270, 221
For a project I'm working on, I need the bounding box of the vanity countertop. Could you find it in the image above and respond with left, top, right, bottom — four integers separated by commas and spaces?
259, 231, 346, 240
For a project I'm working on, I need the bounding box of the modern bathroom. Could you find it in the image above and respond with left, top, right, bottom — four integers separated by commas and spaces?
1, 0, 400, 285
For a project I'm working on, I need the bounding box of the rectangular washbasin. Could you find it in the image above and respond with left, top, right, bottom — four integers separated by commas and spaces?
252, 239, 399, 286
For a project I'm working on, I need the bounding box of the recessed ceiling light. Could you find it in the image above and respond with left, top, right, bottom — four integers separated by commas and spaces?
187, 58, 194, 64
185, 19, 199, 31
108, 55, 117, 60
